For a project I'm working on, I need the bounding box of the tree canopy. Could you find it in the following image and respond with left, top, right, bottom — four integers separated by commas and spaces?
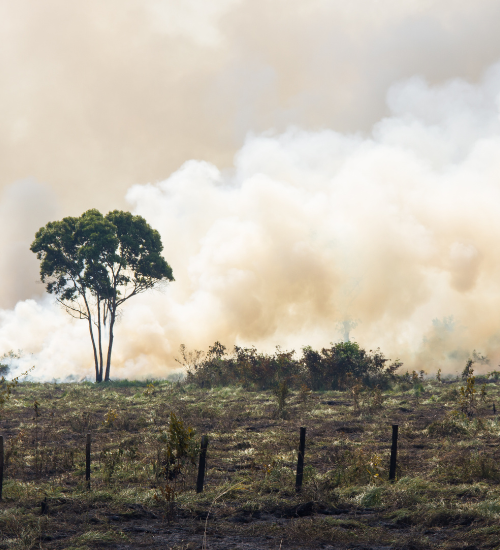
31, 209, 174, 381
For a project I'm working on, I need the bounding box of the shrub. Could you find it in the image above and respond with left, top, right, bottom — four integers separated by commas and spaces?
427, 416, 468, 438
184, 342, 306, 390
263, 458, 295, 489
273, 380, 289, 419
458, 368, 477, 418
487, 370, 500, 382
102, 408, 118, 428
326, 444, 385, 486
100, 447, 123, 483
302, 342, 400, 391
184, 341, 401, 391
157, 412, 197, 485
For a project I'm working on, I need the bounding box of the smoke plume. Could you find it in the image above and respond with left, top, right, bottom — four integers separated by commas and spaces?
2, 2, 500, 378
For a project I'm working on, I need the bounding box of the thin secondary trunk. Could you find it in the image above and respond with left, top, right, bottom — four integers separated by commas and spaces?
87, 315, 100, 382
82, 291, 101, 382
104, 267, 121, 382
97, 297, 104, 381
104, 308, 115, 382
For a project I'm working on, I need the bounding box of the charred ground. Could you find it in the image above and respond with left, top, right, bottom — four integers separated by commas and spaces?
1, 375, 500, 549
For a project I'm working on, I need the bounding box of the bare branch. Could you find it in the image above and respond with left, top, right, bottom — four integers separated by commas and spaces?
56, 298, 89, 320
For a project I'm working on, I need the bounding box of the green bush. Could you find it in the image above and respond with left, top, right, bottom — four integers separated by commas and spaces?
184, 341, 400, 391
303, 341, 400, 391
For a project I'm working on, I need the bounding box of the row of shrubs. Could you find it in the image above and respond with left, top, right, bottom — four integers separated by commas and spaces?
179, 341, 403, 391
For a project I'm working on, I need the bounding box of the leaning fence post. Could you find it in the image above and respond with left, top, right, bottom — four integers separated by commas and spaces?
0, 435, 4, 500
295, 427, 306, 492
389, 424, 398, 481
86, 433, 91, 490
196, 435, 208, 493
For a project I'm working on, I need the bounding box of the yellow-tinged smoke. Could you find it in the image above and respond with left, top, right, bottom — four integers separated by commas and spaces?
2, 2, 500, 378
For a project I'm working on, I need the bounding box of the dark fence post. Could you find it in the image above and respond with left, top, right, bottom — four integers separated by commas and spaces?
196, 435, 208, 493
295, 427, 306, 492
86, 433, 91, 490
0, 435, 4, 500
389, 424, 398, 481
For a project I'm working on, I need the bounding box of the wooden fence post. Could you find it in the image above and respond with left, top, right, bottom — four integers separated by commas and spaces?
389, 424, 398, 481
295, 427, 306, 492
86, 433, 91, 490
0, 435, 4, 500
196, 435, 208, 493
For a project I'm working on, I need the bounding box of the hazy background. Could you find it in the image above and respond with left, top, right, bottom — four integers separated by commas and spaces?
2, 0, 500, 378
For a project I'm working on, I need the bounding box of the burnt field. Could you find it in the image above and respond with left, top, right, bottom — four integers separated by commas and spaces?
1, 376, 500, 549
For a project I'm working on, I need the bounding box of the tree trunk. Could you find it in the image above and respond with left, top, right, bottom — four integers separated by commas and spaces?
97, 297, 104, 382
104, 308, 115, 382
87, 314, 101, 382
82, 291, 101, 383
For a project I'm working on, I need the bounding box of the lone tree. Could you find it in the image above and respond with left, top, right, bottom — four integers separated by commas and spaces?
31, 209, 174, 382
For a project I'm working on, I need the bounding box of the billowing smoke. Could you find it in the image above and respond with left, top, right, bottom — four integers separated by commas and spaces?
3, 2, 500, 379
4, 65, 500, 379
2, 1, 500, 211
0, 180, 60, 307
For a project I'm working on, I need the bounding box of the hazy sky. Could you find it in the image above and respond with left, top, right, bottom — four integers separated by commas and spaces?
2, 1, 500, 377
3, 0, 500, 211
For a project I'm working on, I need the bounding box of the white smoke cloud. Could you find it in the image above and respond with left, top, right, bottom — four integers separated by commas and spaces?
5, 63, 500, 379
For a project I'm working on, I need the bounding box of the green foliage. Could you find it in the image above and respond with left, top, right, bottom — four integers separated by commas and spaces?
396, 370, 425, 393
96, 378, 154, 388
263, 458, 295, 489
31, 209, 173, 302
462, 351, 489, 383
185, 342, 305, 390
100, 447, 123, 483
325, 444, 385, 487
30, 209, 174, 382
184, 340, 400, 391
458, 367, 477, 418
359, 486, 384, 507
157, 412, 197, 485
303, 341, 400, 391
102, 408, 118, 428
462, 359, 474, 381
166, 412, 196, 465
273, 380, 289, 418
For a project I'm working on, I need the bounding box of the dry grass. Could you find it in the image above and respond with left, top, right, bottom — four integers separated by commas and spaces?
1, 377, 500, 548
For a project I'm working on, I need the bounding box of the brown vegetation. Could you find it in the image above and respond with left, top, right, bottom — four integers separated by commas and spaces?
0, 371, 500, 549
